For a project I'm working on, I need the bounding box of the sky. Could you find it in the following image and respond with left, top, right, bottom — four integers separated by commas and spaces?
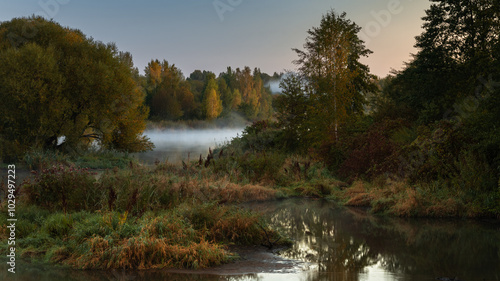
0, 0, 430, 78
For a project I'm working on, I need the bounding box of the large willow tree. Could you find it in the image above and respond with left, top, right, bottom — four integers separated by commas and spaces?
0, 16, 153, 160
290, 10, 375, 146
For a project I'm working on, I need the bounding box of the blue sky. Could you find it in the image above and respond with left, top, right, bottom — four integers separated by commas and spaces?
0, 0, 430, 78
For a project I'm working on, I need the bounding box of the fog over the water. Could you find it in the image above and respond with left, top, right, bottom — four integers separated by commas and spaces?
135, 128, 244, 164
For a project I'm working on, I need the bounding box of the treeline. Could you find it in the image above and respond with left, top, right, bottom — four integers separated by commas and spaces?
142, 61, 278, 121
241, 3, 500, 216
0, 16, 279, 161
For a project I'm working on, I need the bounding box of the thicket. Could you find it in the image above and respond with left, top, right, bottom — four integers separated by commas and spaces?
272, 4, 500, 217
0, 203, 285, 269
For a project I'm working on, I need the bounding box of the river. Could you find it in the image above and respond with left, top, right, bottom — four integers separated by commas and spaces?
2, 198, 499, 281
134, 128, 244, 164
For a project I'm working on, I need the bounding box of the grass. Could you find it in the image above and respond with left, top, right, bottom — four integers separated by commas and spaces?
0, 203, 287, 270
19, 147, 137, 170
2, 128, 499, 271
1, 153, 296, 270
339, 178, 500, 218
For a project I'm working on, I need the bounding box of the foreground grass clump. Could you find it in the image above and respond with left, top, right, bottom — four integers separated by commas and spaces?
0, 204, 286, 270
0, 160, 295, 270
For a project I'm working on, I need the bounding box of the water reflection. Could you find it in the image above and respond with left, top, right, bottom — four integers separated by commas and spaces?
245, 199, 500, 281
135, 128, 243, 164
1, 199, 499, 281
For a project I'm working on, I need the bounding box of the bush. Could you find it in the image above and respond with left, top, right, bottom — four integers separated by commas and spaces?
180, 202, 276, 245
337, 119, 407, 181
24, 165, 100, 212
23, 148, 68, 170
41, 213, 74, 238
238, 152, 286, 183
223, 120, 284, 153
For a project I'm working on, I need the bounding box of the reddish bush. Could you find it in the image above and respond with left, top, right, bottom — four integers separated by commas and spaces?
338, 119, 408, 181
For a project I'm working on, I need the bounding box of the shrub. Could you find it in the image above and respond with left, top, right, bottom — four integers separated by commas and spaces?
41, 213, 74, 238
23, 148, 68, 170
338, 119, 407, 181
24, 165, 100, 212
238, 152, 286, 183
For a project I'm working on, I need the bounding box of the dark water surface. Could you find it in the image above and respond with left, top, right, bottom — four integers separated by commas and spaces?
1, 199, 499, 281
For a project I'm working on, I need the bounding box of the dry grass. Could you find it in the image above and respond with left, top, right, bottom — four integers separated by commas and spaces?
425, 197, 463, 217
68, 236, 228, 270
338, 178, 485, 217
4, 201, 283, 270
344, 181, 372, 207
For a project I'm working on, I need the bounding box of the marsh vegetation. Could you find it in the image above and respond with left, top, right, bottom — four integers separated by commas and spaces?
1, 1, 500, 279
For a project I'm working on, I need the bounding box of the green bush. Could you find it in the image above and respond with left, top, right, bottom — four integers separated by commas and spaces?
238, 152, 286, 183
25, 165, 100, 212
41, 213, 74, 238
23, 148, 67, 170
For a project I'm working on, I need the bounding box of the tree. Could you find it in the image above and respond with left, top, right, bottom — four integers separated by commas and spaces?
292, 10, 375, 145
387, 0, 500, 124
232, 89, 242, 109
145, 60, 196, 120
0, 17, 153, 160
275, 73, 310, 150
202, 77, 223, 120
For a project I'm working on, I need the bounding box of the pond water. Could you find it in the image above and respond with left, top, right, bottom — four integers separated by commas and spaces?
1, 199, 499, 281
134, 128, 244, 164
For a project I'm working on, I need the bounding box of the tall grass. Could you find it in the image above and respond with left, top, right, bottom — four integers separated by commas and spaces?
1, 203, 284, 270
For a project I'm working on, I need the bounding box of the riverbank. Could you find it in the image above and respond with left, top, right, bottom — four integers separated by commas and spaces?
0, 162, 293, 270
1, 121, 499, 271
1, 156, 499, 272
334, 179, 500, 218
2, 198, 499, 281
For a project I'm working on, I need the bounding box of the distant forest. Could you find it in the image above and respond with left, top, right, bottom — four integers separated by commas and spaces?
142, 61, 280, 121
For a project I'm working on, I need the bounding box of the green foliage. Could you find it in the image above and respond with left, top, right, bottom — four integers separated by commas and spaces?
238, 152, 286, 183
145, 60, 196, 120
24, 165, 100, 213
1, 201, 286, 270
385, 0, 500, 124
146, 64, 276, 122
180, 202, 276, 245
23, 148, 68, 170
72, 149, 136, 169
286, 10, 376, 149
0, 16, 153, 160
338, 119, 407, 181
275, 73, 310, 151
41, 213, 74, 238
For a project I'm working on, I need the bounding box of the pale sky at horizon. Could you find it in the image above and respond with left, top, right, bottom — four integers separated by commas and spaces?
0, 0, 431, 78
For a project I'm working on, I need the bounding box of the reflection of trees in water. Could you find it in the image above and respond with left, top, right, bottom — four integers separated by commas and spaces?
260, 200, 377, 281
2, 199, 499, 281
271, 199, 377, 273
247, 199, 500, 281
